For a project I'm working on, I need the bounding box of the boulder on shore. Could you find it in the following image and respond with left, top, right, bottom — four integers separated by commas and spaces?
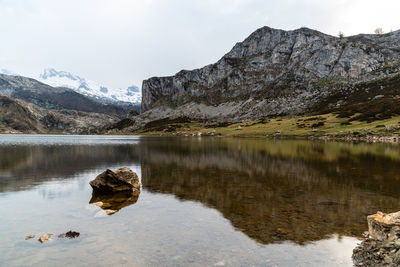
353, 211, 400, 266
89, 167, 141, 194
367, 211, 400, 240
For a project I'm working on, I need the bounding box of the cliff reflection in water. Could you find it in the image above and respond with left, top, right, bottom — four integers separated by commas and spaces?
3, 136, 400, 246
140, 138, 400, 245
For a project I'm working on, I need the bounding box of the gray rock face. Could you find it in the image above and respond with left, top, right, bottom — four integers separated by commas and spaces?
142, 26, 400, 121
89, 167, 141, 194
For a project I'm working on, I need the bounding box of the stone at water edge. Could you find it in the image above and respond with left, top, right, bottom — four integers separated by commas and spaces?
352, 211, 400, 266
367, 211, 400, 241
89, 167, 141, 194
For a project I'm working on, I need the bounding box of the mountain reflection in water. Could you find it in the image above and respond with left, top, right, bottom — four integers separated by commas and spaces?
2, 136, 400, 247
140, 138, 400, 245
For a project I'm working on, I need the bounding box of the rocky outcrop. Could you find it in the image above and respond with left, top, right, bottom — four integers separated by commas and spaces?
353, 211, 400, 266
89, 167, 141, 194
141, 26, 400, 123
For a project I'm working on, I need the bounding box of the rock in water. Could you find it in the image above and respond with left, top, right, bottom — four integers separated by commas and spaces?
89, 167, 141, 194
58, 231, 80, 239
65, 231, 80, 239
38, 233, 54, 243
89, 168, 141, 215
353, 211, 400, 266
25, 235, 35, 240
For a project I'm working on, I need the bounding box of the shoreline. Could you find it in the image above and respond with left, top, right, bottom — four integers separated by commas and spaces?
1, 132, 400, 144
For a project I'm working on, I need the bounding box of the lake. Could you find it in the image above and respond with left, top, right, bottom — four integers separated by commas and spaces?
1, 135, 400, 266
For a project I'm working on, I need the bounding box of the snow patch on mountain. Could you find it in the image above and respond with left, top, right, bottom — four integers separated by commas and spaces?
0, 69, 17, 75
38, 68, 141, 104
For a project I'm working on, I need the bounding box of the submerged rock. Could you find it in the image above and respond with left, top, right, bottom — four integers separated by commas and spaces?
25, 235, 35, 240
65, 230, 80, 239
89, 167, 141, 194
38, 233, 54, 243
353, 211, 400, 266
58, 231, 80, 239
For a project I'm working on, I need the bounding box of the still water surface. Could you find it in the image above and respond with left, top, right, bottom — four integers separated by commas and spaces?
1, 135, 400, 266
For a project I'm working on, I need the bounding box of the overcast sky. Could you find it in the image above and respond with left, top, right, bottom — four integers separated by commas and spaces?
0, 0, 399, 89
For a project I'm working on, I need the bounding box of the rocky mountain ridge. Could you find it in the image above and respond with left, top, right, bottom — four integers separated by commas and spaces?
140, 26, 400, 124
0, 95, 116, 134
0, 73, 136, 119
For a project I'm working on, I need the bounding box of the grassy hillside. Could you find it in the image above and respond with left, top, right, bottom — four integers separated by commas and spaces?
131, 113, 400, 138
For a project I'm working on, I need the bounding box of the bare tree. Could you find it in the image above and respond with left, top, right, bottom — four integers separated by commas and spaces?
375, 27, 384, 35
338, 31, 344, 38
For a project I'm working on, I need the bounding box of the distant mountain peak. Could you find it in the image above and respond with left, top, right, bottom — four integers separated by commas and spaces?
38, 68, 141, 104
0, 69, 17, 76
40, 68, 79, 80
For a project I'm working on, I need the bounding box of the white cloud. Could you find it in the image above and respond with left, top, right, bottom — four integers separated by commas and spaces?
0, 0, 399, 89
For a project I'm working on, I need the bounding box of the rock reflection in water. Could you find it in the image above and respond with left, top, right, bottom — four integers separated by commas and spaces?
89, 191, 140, 215
140, 138, 400, 245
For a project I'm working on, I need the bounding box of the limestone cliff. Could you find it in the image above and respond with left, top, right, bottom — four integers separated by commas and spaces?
141, 27, 400, 122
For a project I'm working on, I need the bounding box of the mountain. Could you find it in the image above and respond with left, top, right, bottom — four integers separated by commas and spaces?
0, 69, 17, 76
0, 73, 135, 119
38, 68, 141, 105
0, 95, 117, 134
140, 26, 400, 123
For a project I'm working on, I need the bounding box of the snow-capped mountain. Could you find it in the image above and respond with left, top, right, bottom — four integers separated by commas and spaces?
38, 68, 141, 104
0, 69, 17, 75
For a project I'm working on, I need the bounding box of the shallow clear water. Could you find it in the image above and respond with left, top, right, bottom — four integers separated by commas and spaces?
1, 135, 400, 266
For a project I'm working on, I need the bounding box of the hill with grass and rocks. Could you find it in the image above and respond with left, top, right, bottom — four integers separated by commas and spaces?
0, 95, 117, 134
